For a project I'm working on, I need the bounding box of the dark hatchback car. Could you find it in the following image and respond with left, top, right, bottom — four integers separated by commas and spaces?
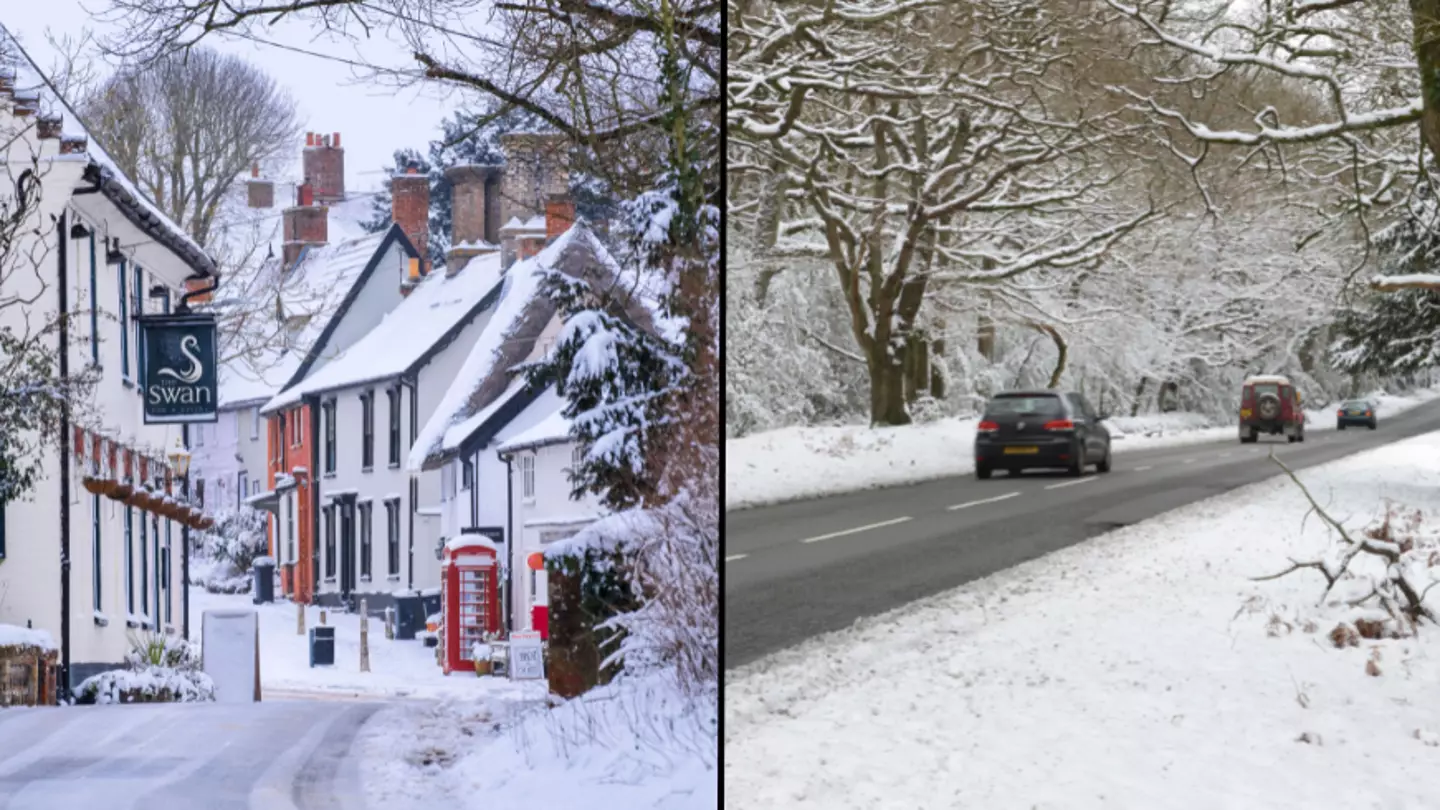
1336, 399, 1377, 430
975, 391, 1112, 479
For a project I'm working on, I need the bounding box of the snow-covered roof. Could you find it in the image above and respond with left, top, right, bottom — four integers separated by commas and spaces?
500, 215, 548, 234
256, 230, 396, 412
1244, 375, 1292, 385
497, 403, 572, 453
445, 535, 498, 552
0, 25, 214, 275
263, 250, 504, 409
407, 220, 652, 472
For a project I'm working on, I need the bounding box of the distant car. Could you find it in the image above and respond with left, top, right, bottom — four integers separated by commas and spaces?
974, 390, 1112, 479
1336, 399, 1377, 430
1238, 375, 1305, 443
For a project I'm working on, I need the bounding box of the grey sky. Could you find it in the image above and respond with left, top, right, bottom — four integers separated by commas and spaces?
7, 0, 464, 195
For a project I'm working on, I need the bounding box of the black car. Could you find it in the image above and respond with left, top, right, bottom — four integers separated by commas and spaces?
1335, 399, 1377, 430
974, 391, 1112, 479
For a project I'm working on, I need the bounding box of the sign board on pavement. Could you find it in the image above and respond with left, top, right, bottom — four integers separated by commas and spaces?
509, 633, 544, 680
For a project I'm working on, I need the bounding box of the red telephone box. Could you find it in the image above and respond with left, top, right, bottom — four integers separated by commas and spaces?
441, 536, 501, 675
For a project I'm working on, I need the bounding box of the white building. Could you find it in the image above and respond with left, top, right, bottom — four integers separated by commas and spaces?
409, 220, 658, 632
0, 32, 218, 690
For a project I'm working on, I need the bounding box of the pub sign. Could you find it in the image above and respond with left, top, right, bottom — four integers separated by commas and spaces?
141, 314, 219, 424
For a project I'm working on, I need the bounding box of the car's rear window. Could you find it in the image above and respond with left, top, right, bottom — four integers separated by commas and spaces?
1343, 401, 1370, 409
986, 396, 1063, 416
1249, 383, 1280, 398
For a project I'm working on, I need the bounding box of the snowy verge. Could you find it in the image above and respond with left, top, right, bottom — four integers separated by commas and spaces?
726, 385, 1440, 510
725, 430, 1440, 808
357, 673, 717, 810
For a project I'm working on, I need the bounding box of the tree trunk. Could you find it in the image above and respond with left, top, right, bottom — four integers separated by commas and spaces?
1131, 377, 1149, 417
869, 350, 911, 426
977, 313, 996, 361
930, 324, 946, 399
1414, 0, 1440, 165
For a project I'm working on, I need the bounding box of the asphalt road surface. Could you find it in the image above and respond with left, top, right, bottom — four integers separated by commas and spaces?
0, 699, 381, 810
725, 403, 1440, 670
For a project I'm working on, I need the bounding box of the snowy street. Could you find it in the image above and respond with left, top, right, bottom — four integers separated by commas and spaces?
0, 699, 380, 809
726, 397, 1440, 669
727, 426, 1440, 808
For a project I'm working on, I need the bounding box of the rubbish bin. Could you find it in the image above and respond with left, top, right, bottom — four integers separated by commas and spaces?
419, 590, 441, 621
252, 558, 275, 604
308, 626, 335, 667
394, 594, 425, 641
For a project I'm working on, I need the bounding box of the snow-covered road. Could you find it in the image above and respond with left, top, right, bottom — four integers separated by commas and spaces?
0, 699, 380, 809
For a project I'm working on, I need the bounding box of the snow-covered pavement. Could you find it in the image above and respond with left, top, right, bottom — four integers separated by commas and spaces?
726, 429, 1440, 808
190, 589, 544, 702
726, 386, 1440, 510
0, 699, 381, 809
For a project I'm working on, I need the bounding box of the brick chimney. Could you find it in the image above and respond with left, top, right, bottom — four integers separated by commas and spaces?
185, 278, 214, 306
444, 164, 502, 272
545, 194, 575, 241
281, 182, 328, 268
391, 165, 430, 289
499, 133, 570, 226
302, 131, 345, 204
246, 164, 274, 209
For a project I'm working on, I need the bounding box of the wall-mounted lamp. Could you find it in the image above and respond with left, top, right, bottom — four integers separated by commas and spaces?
69, 221, 91, 239
106, 238, 125, 265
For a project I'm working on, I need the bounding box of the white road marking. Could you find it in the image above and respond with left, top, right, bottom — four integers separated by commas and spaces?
799, 516, 913, 545
948, 492, 1021, 511
1219, 452, 1232, 458
1045, 477, 1096, 490
1134, 465, 1153, 472
1183, 458, 1197, 464
725, 554, 748, 563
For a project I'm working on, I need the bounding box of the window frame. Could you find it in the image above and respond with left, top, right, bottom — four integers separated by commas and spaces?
385, 498, 400, 576
361, 391, 375, 470
124, 505, 134, 614
324, 506, 336, 579
251, 408, 261, 441
323, 400, 337, 474
387, 387, 401, 467
91, 494, 101, 610
88, 231, 99, 364
521, 454, 536, 500
139, 508, 149, 622
359, 501, 373, 580
133, 264, 144, 392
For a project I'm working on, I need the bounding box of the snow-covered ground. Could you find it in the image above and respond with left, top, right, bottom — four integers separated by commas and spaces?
190, 589, 543, 702
726, 429, 1440, 808
726, 386, 1440, 510
356, 673, 717, 810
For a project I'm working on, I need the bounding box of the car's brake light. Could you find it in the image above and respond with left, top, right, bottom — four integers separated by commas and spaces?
1043, 419, 1074, 431
978, 420, 999, 433
1365, 411, 1372, 417
1338, 410, 1344, 416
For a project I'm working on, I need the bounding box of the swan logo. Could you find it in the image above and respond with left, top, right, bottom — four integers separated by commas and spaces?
156, 335, 204, 384
143, 317, 218, 424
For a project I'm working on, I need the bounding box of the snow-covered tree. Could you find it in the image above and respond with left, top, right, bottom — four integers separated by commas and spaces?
731, 0, 1157, 426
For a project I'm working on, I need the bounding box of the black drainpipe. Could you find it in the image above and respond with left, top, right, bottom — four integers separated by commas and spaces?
57, 209, 72, 700
402, 377, 417, 591
181, 424, 190, 640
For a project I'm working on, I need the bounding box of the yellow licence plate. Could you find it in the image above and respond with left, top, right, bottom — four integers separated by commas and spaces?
1004, 446, 1039, 455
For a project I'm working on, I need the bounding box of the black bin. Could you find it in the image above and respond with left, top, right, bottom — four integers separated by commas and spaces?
394, 594, 426, 641
420, 591, 441, 620
252, 559, 275, 604
308, 626, 335, 667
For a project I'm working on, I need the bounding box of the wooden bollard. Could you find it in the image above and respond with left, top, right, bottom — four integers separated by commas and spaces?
359, 599, 370, 673
297, 601, 306, 635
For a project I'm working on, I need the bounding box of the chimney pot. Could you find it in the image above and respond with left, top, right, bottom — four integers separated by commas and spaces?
252, 164, 260, 178
306, 132, 315, 147
333, 132, 341, 147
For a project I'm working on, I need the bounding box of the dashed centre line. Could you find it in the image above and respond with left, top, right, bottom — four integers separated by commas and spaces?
1045, 477, 1096, 490
725, 554, 749, 563
1183, 458, 1197, 464
1134, 465, 1153, 472
799, 516, 913, 545
948, 492, 1020, 511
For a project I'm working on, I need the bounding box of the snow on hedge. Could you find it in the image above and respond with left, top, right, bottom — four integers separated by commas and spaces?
79, 666, 216, 705
0, 624, 55, 651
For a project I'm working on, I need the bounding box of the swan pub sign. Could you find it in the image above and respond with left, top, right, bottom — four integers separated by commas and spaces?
141, 313, 219, 424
